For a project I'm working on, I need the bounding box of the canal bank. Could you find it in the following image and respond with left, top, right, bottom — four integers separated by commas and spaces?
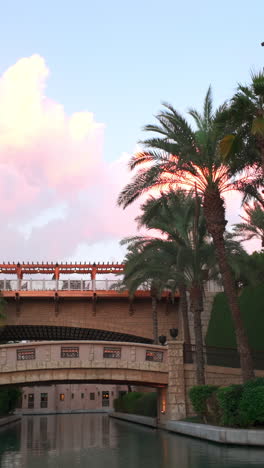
0, 414, 21, 429
110, 412, 264, 447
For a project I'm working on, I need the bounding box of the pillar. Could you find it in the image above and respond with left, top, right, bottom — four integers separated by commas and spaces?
158, 341, 187, 423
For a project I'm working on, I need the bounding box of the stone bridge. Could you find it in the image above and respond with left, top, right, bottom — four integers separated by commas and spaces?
0, 341, 168, 388
2, 340, 260, 422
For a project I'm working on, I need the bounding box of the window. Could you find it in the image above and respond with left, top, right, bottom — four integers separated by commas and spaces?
61, 347, 79, 358
59, 393, 65, 401
98, 391, 100, 395
17, 348, 35, 360
24, 394, 27, 399
102, 391, 109, 407
28, 393, 34, 409
90, 392, 95, 400
40, 393, 48, 408
111, 391, 114, 396
103, 347, 121, 359
81, 393, 84, 399
71, 393, 74, 399
145, 350, 163, 362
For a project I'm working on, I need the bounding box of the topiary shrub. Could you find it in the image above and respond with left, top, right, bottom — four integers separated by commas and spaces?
189, 385, 218, 421
113, 392, 157, 417
216, 384, 244, 427
0, 387, 21, 416
0, 389, 10, 416
238, 386, 264, 427
134, 392, 157, 417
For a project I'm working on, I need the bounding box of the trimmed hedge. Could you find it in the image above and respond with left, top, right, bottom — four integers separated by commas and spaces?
206, 284, 264, 351
0, 387, 21, 416
188, 385, 218, 421
239, 386, 264, 426
189, 378, 264, 428
114, 391, 157, 417
216, 384, 243, 427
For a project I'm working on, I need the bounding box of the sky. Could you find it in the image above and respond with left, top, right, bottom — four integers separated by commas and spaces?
0, 0, 263, 264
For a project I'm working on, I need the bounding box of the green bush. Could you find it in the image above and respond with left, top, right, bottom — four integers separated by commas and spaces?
216, 385, 243, 427
113, 391, 157, 417
0, 389, 9, 416
206, 284, 264, 353
0, 387, 21, 416
189, 385, 218, 421
239, 386, 264, 427
134, 393, 157, 417
243, 377, 264, 390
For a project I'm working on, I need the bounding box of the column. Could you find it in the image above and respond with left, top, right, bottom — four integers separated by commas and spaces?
166, 340, 186, 421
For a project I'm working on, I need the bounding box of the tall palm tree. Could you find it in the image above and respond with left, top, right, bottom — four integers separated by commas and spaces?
232, 202, 264, 248
118, 88, 255, 382
125, 190, 217, 384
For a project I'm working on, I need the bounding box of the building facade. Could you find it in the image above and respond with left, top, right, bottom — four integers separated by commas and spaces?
19, 383, 128, 414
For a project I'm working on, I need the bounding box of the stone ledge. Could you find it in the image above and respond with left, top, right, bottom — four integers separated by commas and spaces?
0, 414, 21, 428
164, 421, 264, 446
109, 412, 157, 428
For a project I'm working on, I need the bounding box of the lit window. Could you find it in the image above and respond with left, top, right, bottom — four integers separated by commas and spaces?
102, 391, 109, 407
60, 394, 65, 401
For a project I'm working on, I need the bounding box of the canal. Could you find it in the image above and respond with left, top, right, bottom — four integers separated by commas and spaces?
0, 414, 263, 468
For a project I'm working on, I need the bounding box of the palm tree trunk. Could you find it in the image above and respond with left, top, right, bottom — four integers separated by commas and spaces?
151, 296, 158, 344
190, 285, 205, 385
179, 284, 191, 345
256, 135, 264, 179
204, 189, 255, 382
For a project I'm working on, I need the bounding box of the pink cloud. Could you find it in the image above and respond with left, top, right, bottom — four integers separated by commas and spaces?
0, 55, 138, 261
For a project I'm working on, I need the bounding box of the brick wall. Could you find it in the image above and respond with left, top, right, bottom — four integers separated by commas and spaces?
4, 296, 180, 341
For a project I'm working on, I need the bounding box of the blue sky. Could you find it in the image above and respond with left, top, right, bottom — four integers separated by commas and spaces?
0, 1, 263, 261
1, 0, 263, 162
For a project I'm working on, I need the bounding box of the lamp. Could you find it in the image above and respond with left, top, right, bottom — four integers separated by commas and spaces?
169, 328, 178, 339
158, 335, 166, 346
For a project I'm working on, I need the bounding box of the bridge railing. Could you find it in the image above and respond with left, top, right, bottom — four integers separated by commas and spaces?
0, 278, 222, 293
0, 279, 134, 291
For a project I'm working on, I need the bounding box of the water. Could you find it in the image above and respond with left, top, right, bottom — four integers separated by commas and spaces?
0, 414, 264, 468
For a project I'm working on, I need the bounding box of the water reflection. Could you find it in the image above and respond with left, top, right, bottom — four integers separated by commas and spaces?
0, 414, 264, 468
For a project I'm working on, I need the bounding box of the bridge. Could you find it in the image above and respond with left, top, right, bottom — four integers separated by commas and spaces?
0, 341, 168, 387
0, 261, 180, 343
0, 261, 230, 422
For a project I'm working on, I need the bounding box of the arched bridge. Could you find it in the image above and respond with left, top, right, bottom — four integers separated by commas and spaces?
0, 341, 168, 387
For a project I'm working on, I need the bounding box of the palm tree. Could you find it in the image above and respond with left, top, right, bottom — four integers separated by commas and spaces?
121, 241, 171, 344
220, 71, 264, 179
125, 190, 217, 384
118, 88, 255, 382
232, 202, 264, 248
